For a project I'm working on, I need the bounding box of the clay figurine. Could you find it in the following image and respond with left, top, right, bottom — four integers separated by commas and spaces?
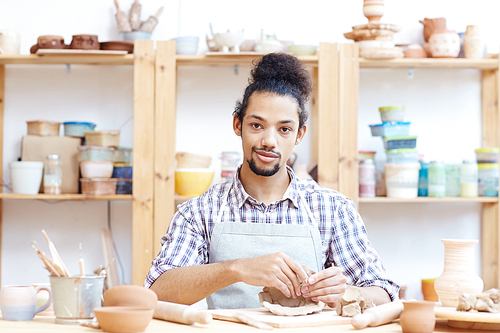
258, 265, 325, 316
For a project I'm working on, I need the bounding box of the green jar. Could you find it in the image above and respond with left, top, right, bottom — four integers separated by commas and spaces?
428, 161, 446, 197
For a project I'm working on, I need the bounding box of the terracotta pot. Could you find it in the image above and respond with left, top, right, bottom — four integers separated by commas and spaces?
434, 239, 484, 307
103, 285, 158, 310
463, 25, 484, 59
429, 30, 460, 58
421, 279, 438, 302
363, 0, 384, 22
400, 301, 436, 333
419, 18, 446, 42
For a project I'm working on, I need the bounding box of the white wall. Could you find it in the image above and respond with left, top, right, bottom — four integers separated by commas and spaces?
1, 0, 499, 301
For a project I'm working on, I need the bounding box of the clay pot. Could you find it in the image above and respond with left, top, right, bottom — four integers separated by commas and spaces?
428, 30, 460, 58
70, 35, 99, 50
404, 44, 427, 58
463, 25, 484, 59
434, 239, 484, 307
30, 35, 66, 54
94, 306, 154, 333
103, 285, 158, 310
400, 301, 436, 333
421, 279, 438, 302
363, 0, 384, 22
419, 18, 447, 42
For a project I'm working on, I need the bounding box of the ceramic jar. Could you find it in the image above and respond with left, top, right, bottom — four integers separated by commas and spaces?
429, 30, 460, 58
434, 239, 484, 307
400, 301, 436, 333
363, 0, 384, 22
463, 25, 485, 59
0, 29, 20, 54
419, 18, 446, 43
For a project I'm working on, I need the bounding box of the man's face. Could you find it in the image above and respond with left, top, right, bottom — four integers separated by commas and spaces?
233, 92, 306, 177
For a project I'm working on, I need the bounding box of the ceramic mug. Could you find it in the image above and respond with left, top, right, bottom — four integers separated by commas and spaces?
0, 29, 20, 54
0, 285, 52, 321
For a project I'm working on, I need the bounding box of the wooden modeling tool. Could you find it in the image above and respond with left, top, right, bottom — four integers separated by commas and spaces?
41, 229, 70, 276
31, 241, 63, 276
139, 6, 163, 33
129, 0, 142, 31
114, 0, 132, 32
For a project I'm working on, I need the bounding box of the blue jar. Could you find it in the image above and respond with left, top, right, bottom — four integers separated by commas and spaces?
418, 160, 429, 196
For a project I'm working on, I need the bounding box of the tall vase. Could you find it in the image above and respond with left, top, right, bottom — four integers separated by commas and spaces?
434, 239, 484, 307
463, 25, 485, 59
363, 0, 384, 22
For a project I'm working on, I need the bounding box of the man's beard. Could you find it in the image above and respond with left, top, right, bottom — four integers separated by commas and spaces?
247, 157, 281, 177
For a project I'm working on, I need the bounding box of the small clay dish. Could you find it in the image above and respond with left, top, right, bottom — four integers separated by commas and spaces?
94, 306, 154, 333
70, 34, 99, 50
103, 285, 158, 310
100, 41, 134, 53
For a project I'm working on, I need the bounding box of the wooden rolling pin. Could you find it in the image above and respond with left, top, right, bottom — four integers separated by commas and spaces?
154, 301, 213, 325
351, 300, 404, 329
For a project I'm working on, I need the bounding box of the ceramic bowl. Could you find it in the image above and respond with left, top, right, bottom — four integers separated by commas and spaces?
288, 45, 317, 56
174, 36, 199, 55
94, 306, 154, 333
103, 285, 158, 310
213, 32, 244, 49
175, 168, 214, 196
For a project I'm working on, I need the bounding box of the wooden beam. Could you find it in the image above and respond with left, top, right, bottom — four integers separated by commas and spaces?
0, 65, 4, 286
154, 40, 177, 257
132, 40, 155, 285
311, 67, 318, 165
482, 202, 499, 289
481, 69, 498, 147
338, 44, 359, 205
317, 43, 339, 190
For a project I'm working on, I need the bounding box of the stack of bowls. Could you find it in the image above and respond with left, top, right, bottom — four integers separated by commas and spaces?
475, 147, 499, 196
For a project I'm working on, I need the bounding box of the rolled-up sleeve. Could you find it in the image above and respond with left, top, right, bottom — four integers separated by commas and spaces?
328, 199, 400, 301
144, 204, 208, 288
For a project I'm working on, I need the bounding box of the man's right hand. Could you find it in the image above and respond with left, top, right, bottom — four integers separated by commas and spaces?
230, 252, 308, 299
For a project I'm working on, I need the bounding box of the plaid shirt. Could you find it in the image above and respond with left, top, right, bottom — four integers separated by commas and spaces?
145, 167, 400, 300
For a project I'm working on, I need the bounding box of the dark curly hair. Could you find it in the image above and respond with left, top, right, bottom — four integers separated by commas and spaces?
233, 53, 313, 129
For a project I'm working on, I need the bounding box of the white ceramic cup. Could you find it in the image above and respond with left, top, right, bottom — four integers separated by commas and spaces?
0, 285, 52, 321
9, 161, 44, 194
0, 30, 20, 54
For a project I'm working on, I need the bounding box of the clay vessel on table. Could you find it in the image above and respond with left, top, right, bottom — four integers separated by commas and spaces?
419, 18, 446, 42
434, 239, 484, 307
103, 285, 158, 310
400, 301, 435, 333
428, 29, 460, 58
94, 306, 154, 333
70, 35, 99, 50
463, 25, 485, 59
363, 0, 384, 22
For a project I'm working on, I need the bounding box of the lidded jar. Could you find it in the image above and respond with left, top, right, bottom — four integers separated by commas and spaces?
428, 161, 445, 197
359, 159, 376, 198
44, 155, 62, 194
460, 160, 478, 197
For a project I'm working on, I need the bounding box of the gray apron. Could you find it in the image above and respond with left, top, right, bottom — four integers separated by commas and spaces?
206, 187, 323, 309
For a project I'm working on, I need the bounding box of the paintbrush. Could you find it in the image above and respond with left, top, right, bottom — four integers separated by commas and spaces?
41, 229, 71, 276
79, 243, 85, 276
31, 241, 63, 276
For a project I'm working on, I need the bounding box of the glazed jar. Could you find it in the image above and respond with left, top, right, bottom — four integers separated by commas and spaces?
444, 164, 461, 197
359, 159, 376, 197
400, 301, 436, 333
428, 161, 445, 197
478, 163, 499, 196
434, 239, 484, 307
418, 160, 429, 197
460, 160, 478, 197
429, 30, 460, 58
44, 155, 62, 195
363, 0, 384, 22
463, 25, 484, 59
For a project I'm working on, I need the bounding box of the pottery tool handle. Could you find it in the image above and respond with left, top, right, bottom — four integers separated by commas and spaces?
154, 301, 212, 325
139, 6, 163, 33
114, 0, 132, 32
129, 0, 142, 31
351, 300, 404, 329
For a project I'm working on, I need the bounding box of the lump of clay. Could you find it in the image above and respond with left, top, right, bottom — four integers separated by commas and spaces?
457, 293, 476, 311
258, 265, 325, 316
457, 289, 500, 313
336, 286, 375, 317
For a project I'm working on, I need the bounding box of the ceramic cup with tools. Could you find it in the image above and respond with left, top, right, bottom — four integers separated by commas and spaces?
50, 275, 104, 324
0, 285, 52, 321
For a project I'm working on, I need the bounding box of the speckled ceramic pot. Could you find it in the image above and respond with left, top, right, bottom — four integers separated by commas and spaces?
429, 30, 460, 58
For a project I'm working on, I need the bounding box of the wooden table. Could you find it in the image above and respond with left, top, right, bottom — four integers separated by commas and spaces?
0, 316, 495, 333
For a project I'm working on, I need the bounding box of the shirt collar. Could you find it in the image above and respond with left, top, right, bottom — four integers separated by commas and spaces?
231, 165, 300, 209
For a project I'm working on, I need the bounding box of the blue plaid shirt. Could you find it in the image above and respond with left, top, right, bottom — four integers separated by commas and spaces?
145, 167, 400, 300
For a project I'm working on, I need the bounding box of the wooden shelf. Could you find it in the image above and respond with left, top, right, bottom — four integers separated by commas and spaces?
0, 193, 132, 201
359, 197, 498, 203
360, 58, 499, 70
0, 54, 133, 65
176, 54, 319, 67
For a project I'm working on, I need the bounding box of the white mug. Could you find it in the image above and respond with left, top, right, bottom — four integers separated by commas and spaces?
0, 285, 52, 321
0, 30, 20, 54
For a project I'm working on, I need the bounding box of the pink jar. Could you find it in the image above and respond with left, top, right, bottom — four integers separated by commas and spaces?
359, 159, 376, 197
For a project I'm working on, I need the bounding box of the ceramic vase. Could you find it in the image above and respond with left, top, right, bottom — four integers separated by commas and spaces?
419, 18, 446, 43
463, 25, 485, 59
363, 0, 384, 22
434, 239, 484, 307
429, 30, 460, 58
400, 301, 436, 333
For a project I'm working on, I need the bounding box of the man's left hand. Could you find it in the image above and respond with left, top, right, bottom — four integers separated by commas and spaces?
300, 266, 347, 308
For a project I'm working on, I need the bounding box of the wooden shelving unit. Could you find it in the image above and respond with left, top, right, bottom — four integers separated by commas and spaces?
359, 197, 499, 203
0, 193, 132, 201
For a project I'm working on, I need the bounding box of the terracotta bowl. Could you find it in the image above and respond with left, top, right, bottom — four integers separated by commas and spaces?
94, 306, 154, 333
100, 41, 134, 53
103, 285, 158, 310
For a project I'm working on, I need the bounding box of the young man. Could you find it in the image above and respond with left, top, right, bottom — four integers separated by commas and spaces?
145, 53, 399, 309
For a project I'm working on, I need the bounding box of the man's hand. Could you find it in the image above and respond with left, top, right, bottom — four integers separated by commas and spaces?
300, 266, 347, 308
231, 252, 308, 299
